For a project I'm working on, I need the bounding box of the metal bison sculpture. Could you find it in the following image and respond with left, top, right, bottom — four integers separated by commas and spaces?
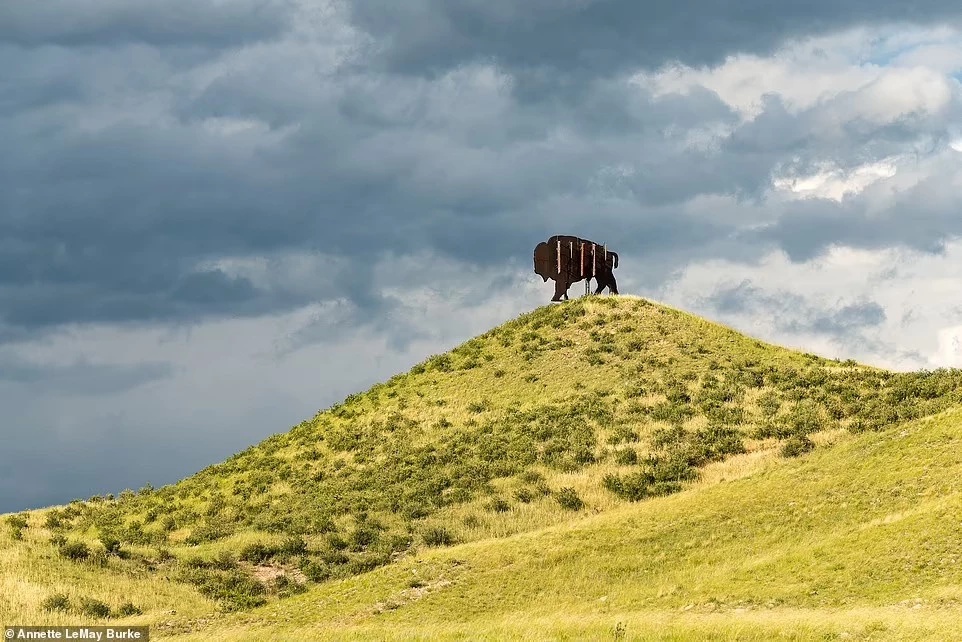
534, 235, 619, 302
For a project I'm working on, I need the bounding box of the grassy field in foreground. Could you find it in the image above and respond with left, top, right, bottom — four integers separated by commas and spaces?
167, 409, 962, 640
4, 295, 962, 640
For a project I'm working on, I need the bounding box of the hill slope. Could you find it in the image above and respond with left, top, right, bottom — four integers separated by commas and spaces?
4, 296, 962, 639
168, 407, 962, 641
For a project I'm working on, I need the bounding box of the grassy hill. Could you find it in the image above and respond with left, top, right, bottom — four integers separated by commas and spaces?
4, 295, 962, 640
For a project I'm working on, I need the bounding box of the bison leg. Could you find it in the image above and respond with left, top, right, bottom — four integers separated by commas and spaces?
551, 279, 568, 302
594, 273, 618, 295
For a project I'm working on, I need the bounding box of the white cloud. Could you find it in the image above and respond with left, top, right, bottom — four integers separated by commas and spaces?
932, 325, 962, 367
772, 158, 900, 201
660, 241, 962, 371
632, 26, 961, 121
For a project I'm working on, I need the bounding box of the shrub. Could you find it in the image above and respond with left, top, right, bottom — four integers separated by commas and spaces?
615, 448, 638, 465
115, 601, 143, 617
607, 424, 639, 444
462, 514, 481, 529
519, 470, 545, 485
757, 391, 782, 418
280, 536, 309, 557
649, 401, 694, 423
786, 401, 824, 435
467, 400, 489, 414
486, 498, 511, 513
239, 543, 278, 564
78, 597, 111, 618
513, 487, 534, 503
651, 424, 686, 449
349, 526, 379, 550
179, 567, 267, 611
184, 522, 230, 545
703, 403, 744, 426
603, 473, 681, 502
555, 488, 584, 511
274, 574, 308, 598
59, 541, 90, 561
41, 593, 71, 613
213, 550, 237, 571
318, 548, 349, 566
6, 514, 28, 539
155, 548, 175, 563
603, 449, 696, 502
532, 480, 552, 497
327, 533, 348, 551
422, 526, 455, 547
687, 424, 745, 465
99, 533, 122, 555
427, 354, 453, 373
781, 435, 815, 458
303, 560, 331, 582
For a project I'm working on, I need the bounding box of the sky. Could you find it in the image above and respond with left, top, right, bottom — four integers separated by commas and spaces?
3, 1, 962, 512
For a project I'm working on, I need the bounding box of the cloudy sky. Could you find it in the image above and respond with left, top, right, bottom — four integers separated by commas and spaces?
4, 0, 962, 512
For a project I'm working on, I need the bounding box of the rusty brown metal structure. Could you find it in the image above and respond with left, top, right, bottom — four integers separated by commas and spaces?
533, 235, 619, 302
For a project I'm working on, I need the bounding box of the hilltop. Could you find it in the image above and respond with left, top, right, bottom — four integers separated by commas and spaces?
4, 296, 962, 640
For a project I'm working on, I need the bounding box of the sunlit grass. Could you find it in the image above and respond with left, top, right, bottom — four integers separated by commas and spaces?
3, 295, 962, 640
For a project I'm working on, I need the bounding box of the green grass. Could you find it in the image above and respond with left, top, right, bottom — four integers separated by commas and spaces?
163, 408, 962, 640
4, 295, 962, 640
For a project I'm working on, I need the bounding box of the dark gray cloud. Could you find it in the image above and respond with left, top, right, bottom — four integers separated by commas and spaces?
0, 357, 174, 395
0, 0, 293, 47
704, 279, 887, 338
3, 1, 959, 338
0, 406, 273, 512
346, 0, 962, 77
755, 178, 962, 263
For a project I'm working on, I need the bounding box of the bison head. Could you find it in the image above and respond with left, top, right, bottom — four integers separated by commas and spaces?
533, 242, 551, 281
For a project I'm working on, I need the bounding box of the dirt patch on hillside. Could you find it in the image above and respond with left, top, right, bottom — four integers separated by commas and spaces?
239, 561, 307, 586
371, 578, 454, 615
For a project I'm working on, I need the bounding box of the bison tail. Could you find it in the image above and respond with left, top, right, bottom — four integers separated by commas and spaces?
610, 252, 619, 269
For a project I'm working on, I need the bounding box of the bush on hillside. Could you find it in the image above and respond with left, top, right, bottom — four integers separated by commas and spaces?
422, 526, 455, 547
273, 573, 308, 598
6, 514, 28, 540
303, 560, 332, 582
59, 541, 90, 561
781, 435, 815, 458
184, 521, 230, 546
44, 510, 64, 529
179, 566, 267, 611
78, 597, 111, 619
41, 593, 71, 613
555, 488, 584, 511
603, 449, 698, 502
115, 601, 143, 617
603, 473, 681, 502
99, 533, 122, 556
